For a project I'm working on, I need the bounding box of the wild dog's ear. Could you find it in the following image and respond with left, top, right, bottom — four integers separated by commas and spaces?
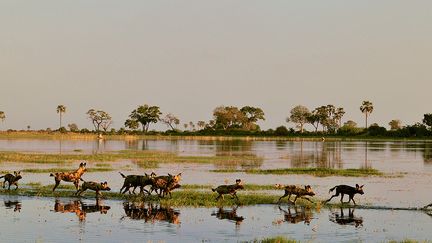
177, 173, 182, 176
356, 184, 359, 188
84, 162, 87, 166
360, 184, 364, 188
17, 171, 21, 175
168, 173, 172, 177
145, 173, 149, 176
104, 181, 108, 185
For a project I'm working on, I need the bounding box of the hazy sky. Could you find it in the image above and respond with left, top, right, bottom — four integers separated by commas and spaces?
1, 1, 431, 131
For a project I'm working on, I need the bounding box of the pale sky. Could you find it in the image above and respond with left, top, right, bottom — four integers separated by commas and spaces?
1, 1, 431, 131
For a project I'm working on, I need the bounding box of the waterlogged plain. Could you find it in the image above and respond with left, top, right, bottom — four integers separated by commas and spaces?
0, 195, 431, 243
0, 138, 432, 241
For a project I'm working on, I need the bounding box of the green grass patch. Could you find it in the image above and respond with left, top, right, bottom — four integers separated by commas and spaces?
247, 236, 297, 243
20, 167, 114, 173
182, 184, 277, 191
211, 167, 384, 177
0, 185, 318, 207
0, 151, 263, 169
94, 163, 112, 168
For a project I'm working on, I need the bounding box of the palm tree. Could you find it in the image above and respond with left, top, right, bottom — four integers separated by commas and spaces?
0, 111, 5, 123
360, 101, 373, 128
56, 105, 66, 130
0, 111, 5, 130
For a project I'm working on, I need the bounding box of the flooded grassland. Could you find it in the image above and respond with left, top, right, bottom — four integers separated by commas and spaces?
0, 138, 432, 242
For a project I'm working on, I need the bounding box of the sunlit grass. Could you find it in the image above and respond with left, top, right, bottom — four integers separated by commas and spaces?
0, 184, 318, 207
20, 167, 114, 173
211, 167, 384, 177
0, 150, 263, 169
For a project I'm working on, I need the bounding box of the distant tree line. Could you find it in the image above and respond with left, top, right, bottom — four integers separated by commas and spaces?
1, 101, 432, 138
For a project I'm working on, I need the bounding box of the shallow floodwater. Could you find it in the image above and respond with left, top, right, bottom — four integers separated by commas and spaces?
1, 138, 432, 173
0, 195, 431, 243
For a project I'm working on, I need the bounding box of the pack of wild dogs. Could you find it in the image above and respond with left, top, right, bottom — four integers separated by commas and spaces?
1, 162, 366, 205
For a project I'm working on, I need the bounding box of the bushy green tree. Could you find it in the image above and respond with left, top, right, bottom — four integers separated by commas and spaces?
423, 113, 432, 130
288, 105, 310, 133
388, 119, 402, 130
125, 104, 161, 132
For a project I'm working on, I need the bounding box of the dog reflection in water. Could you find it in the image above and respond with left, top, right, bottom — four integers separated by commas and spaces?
277, 205, 313, 225
53, 199, 111, 221
122, 202, 180, 225
4, 200, 22, 212
329, 207, 363, 228
211, 206, 244, 229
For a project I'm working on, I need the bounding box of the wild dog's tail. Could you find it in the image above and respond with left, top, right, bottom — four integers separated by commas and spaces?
49, 173, 55, 177
119, 172, 127, 178
0, 175, 4, 179
328, 186, 337, 193
211, 188, 216, 192
80, 178, 86, 182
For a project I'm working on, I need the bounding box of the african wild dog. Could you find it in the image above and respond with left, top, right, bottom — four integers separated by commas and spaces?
119, 172, 157, 194
0, 171, 22, 190
212, 179, 244, 201
325, 184, 364, 205
50, 162, 87, 191
75, 180, 111, 197
275, 184, 315, 204
150, 173, 182, 198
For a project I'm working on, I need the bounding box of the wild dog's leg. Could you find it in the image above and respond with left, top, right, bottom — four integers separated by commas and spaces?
215, 193, 222, 201
350, 196, 356, 205
8, 181, 11, 190
302, 197, 314, 203
15, 182, 19, 190
73, 180, 80, 190
278, 191, 290, 203
233, 191, 239, 200
2, 179, 6, 188
53, 179, 61, 192
324, 191, 340, 204
293, 195, 299, 204
340, 193, 345, 203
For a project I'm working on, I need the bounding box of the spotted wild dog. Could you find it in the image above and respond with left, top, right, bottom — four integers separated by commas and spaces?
0, 171, 22, 190
119, 172, 157, 194
75, 180, 111, 197
50, 162, 87, 192
275, 184, 315, 204
325, 184, 364, 205
151, 173, 182, 198
212, 179, 244, 201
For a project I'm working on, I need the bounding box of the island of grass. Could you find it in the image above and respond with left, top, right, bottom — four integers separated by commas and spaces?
211, 167, 392, 177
